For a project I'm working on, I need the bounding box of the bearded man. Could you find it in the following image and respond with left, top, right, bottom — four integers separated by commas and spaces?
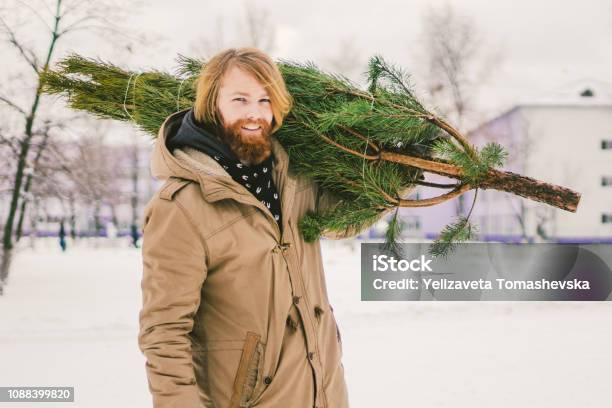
138, 47, 375, 408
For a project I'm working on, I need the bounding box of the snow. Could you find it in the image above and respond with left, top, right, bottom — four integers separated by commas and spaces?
1, 238, 611, 407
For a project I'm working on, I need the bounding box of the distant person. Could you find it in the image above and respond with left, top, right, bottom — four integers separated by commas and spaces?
58, 219, 66, 252
130, 223, 139, 248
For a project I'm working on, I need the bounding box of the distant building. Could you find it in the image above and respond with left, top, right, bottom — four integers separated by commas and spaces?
396, 79, 612, 243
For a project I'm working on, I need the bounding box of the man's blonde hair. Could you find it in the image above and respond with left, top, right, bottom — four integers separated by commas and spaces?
193, 47, 293, 134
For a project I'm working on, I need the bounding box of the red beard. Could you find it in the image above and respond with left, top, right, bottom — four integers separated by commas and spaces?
217, 118, 273, 165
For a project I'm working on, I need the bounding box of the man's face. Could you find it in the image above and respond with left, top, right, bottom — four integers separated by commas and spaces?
216, 65, 274, 165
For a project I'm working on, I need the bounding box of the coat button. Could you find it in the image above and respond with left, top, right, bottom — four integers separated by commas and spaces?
278, 242, 292, 252
308, 351, 314, 360
292, 295, 300, 305
314, 305, 323, 320
286, 315, 298, 332
264, 376, 272, 384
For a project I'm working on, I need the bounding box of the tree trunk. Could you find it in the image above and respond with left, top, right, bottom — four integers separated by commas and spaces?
380, 151, 581, 212
69, 199, 77, 241
479, 168, 579, 213
27, 198, 39, 250
1, 4, 61, 289
94, 201, 102, 237
130, 141, 140, 248
16, 129, 50, 243
2, 135, 32, 289
0, 247, 12, 295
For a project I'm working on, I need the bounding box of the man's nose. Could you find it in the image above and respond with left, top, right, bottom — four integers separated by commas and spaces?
246, 111, 261, 121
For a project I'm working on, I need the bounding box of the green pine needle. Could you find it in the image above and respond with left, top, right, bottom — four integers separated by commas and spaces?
479, 142, 508, 168
382, 208, 405, 258
432, 138, 508, 185
428, 216, 478, 258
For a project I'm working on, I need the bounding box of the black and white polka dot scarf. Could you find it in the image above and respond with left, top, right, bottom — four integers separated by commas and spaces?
211, 153, 283, 232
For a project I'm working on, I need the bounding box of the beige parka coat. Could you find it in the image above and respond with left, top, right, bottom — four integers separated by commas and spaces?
138, 108, 389, 408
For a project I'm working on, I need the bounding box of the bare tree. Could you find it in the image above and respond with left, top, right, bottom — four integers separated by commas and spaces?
509, 115, 557, 242
0, 124, 17, 197
474, 113, 531, 241
474, 109, 559, 242
14, 117, 55, 242
320, 36, 365, 85
412, 3, 504, 216
0, 0, 142, 293
504, 115, 534, 241
191, 15, 227, 59
18, 136, 72, 248
239, 1, 276, 53
128, 132, 141, 248
68, 121, 124, 238
190, 1, 277, 58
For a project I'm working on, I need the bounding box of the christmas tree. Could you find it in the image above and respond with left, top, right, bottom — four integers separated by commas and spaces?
40, 53, 581, 257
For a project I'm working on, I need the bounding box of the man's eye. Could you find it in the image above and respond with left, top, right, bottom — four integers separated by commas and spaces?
260, 99, 271, 103
233, 97, 246, 102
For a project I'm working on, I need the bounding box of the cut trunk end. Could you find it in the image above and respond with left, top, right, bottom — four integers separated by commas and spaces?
481, 169, 581, 213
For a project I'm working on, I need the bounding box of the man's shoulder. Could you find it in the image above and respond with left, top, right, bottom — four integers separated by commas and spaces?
157, 177, 194, 201
141, 177, 210, 235
143, 177, 201, 217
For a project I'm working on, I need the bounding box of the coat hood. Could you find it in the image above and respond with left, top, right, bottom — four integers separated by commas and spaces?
167, 107, 242, 163
150, 108, 291, 196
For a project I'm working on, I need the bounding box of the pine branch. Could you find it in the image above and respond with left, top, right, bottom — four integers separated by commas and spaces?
382, 207, 405, 259
432, 138, 508, 185
429, 189, 480, 258
428, 216, 478, 258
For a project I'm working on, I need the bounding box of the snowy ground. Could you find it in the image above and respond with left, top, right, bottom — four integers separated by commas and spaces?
1, 238, 611, 408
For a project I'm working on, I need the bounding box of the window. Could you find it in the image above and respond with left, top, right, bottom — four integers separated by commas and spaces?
602, 140, 612, 149
602, 214, 612, 224
402, 215, 421, 231
602, 176, 612, 186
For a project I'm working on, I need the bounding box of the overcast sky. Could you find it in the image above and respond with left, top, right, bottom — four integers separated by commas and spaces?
3, 0, 612, 125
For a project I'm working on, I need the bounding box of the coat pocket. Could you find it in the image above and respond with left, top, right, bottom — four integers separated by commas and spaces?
242, 340, 266, 407
228, 331, 264, 408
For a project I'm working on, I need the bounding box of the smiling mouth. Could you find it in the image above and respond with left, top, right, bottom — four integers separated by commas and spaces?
241, 126, 262, 132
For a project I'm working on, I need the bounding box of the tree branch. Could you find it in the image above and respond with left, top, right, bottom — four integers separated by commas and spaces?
0, 16, 40, 72
0, 133, 21, 157
14, 0, 54, 32
0, 95, 26, 115
398, 183, 471, 207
